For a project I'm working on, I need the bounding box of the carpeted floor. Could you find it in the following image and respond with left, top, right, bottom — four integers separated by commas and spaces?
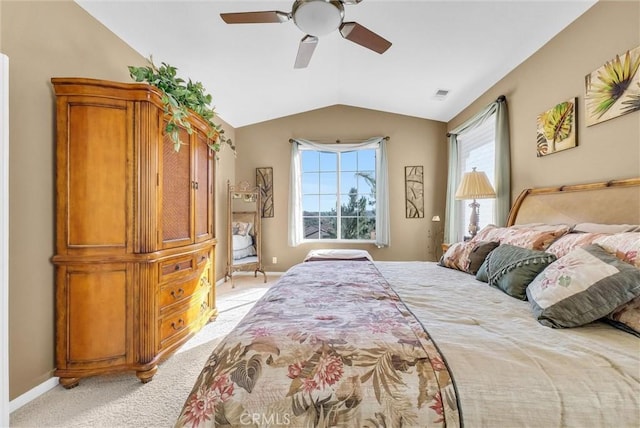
10, 275, 277, 428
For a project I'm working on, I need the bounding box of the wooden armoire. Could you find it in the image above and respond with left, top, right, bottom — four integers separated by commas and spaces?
51, 78, 218, 388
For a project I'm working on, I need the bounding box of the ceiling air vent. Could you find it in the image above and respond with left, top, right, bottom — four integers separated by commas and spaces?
433, 89, 449, 101
433, 89, 449, 100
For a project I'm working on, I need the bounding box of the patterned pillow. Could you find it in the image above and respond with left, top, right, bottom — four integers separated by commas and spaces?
472, 224, 570, 251
472, 224, 512, 243
500, 226, 570, 250
475, 244, 556, 300
526, 244, 640, 328
546, 232, 609, 259
232, 221, 252, 236
439, 240, 499, 274
607, 296, 640, 337
593, 232, 640, 267
438, 241, 474, 272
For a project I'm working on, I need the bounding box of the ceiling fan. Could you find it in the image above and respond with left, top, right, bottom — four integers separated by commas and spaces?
220, 0, 392, 69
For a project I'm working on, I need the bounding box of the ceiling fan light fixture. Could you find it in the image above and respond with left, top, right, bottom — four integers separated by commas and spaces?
292, 0, 344, 36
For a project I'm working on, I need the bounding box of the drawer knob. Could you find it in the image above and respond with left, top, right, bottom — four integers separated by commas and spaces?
171, 319, 185, 331
174, 265, 180, 271
170, 288, 185, 299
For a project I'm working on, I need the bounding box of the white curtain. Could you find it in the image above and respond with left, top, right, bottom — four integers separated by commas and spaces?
288, 137, 389, 248
445, 96, 511, 242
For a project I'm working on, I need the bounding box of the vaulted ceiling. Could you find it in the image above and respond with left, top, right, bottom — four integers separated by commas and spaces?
76, 0, 596, 128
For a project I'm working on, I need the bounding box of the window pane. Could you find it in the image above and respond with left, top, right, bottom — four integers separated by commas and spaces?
340, 172, 358, 194
302, 195, 319, 215
319, 195, 337, 215
362, 194, 376, 216
358, 150, 375, 171
301, 151, 319, 171
340, 216, 375, 239
303, 217, 319, 239
302, 172, 319, 194
341, 151, 357, 171
340, 193, 366, 216
319, 172, 337, 194
341, 216, 358, 239
319, 152, 337, 171
320, 217, 337, 239
357, 171, 375, 196
360, 217, 376, 239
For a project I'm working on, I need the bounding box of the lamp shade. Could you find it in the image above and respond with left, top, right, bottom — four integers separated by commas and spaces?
455, 167, 496, 200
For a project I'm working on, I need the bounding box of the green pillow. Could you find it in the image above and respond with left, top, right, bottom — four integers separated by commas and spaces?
476, 244, 556, 300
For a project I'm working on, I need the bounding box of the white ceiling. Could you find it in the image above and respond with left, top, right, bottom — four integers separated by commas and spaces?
76, 0, 596, 128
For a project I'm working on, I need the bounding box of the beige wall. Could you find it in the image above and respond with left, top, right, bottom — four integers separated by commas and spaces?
3, 0, 638, 404
1, 0, 235, 399
449, 0, 640, 198
235, 105, 448, 271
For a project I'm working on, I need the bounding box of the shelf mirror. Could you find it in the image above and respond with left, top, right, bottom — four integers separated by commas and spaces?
225, 181, 266, 285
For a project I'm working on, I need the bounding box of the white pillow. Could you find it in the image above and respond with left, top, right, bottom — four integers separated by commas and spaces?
303, 249, 373, 262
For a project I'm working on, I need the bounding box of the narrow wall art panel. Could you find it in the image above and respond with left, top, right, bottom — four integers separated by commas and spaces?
256, 167, 274, 218
405, 166, 424, 218
536, 97, 577, 157
585, 45, 640, 126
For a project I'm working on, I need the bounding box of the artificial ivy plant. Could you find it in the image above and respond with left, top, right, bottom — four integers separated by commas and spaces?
128, 57, 235, 154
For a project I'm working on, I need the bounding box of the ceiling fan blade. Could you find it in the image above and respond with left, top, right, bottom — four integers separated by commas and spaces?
294, 35, 319, 69
339, 22, 391, 54
340, 0, 363, 4
220, 11, 290, 24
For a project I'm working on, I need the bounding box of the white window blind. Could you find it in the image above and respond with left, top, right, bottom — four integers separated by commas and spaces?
456, 116, 496, 240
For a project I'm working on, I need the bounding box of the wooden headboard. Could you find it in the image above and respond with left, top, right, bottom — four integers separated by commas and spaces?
507, 177, 640, 226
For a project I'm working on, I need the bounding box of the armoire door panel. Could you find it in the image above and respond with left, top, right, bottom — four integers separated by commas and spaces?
161, 127, 192, 248
194, 133, 213, 242
66, 267, 128, 363
67, 102, 130, 249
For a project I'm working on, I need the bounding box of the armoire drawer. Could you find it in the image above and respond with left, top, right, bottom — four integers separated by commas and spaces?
159, 291, 211, 348
158, 270, 210, 311
195, 248, 210, 266
159, 254, 195, 282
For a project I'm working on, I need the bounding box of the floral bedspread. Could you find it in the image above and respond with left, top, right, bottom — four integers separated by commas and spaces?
175, 260, 460, 428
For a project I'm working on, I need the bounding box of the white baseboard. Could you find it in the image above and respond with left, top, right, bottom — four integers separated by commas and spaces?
9, 377, 59, 414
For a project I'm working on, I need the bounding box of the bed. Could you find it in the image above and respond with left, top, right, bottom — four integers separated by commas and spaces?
176, 177, 640, 427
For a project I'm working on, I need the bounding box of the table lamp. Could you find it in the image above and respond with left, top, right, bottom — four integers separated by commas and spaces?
455, 167, 496, 238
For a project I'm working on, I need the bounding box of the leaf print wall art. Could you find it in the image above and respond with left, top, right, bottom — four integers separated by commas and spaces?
404, 166, 424, 218
585, 45, 640, 126
256, 167, 274, 218
536, 98, 577, 157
